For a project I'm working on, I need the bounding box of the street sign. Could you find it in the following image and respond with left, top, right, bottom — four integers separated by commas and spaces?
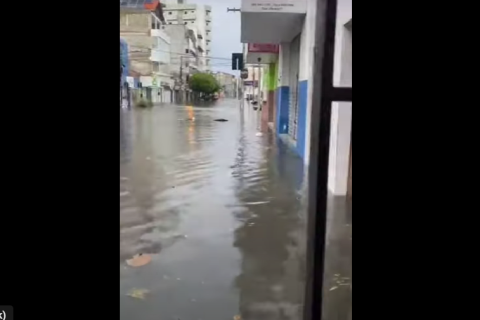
244, 80, 258, 87
231, 53, 244, 70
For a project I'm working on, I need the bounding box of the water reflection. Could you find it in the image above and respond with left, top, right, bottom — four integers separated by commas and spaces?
120, 101, 306, 320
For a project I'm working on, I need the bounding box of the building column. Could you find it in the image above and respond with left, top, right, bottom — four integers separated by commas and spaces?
329, 22, 352, 196
276, 43, 290, 135
328, 102, 352, 195
261, 63, 277, 132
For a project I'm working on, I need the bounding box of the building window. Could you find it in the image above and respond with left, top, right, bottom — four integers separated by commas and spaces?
185, 11, 188, 14
185, 49, 189, 54
184, 21, 187, 24
168, 12, 172, 15
169, 22, 172, 24
191, 21, 194, 24
191, 11, 194, 13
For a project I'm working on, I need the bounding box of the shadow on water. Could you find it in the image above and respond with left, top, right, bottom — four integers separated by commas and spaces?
120, 100, 307, 320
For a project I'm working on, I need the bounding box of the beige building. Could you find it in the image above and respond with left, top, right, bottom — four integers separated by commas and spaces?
120, 5, 174, 103
213, 72, 237, 98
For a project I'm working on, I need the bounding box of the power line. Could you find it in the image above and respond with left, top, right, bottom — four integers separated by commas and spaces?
128, 47, 232, 61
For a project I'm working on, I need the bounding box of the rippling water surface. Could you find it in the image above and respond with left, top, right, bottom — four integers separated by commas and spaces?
120, 100, 307, 320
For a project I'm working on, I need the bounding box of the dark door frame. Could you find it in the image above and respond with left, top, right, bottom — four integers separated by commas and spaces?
304, 0, 352, 319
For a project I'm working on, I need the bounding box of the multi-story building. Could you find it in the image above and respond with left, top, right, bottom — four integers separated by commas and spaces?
213, 72, 237, 98
163, 0, 212, 71
120, 0, 174, 103
163, 24, 198, 102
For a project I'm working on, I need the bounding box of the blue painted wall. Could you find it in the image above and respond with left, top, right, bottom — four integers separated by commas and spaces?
276, 86, 290, 134
120, 38, 129, 85
295, 80, 308, 159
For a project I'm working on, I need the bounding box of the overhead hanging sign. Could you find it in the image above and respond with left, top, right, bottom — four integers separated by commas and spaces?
248, 43, 279, 53
241, 0, 306, 13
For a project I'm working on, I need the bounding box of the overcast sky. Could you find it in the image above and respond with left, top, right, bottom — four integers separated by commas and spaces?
192, 0, 242, 74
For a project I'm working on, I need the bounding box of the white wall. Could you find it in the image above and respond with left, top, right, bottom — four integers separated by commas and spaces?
333, 0, 352, 87
278, 43, 290, 87
301, 0, 318, 165
328, 0, 352, 195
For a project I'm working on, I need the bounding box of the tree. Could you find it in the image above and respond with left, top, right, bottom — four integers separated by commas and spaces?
188, 73, 221, 95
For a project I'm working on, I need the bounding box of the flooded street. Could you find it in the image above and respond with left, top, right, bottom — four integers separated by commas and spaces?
120, 99, 307, 320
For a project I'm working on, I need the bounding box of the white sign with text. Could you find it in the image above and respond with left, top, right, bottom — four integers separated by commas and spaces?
241, 0, 306, 13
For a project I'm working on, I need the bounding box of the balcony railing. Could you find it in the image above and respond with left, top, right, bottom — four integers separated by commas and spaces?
150, 11, 163, 30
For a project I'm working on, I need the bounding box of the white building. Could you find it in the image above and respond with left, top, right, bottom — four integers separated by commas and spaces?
163, 24, 198, 101
241, 0, 352, 197
163, 0, 212, 71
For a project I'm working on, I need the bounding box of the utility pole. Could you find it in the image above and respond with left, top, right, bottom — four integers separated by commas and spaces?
228, 8, 245, 108
257, 58, 262, 131
179, 55, 184, 103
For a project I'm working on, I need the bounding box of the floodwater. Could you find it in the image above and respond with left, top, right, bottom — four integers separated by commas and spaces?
120, 99, 308, 320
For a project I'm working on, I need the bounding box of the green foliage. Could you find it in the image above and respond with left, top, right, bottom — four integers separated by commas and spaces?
188, 73, 221, 94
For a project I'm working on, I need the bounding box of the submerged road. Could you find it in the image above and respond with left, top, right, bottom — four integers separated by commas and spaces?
120, 99, 307, 320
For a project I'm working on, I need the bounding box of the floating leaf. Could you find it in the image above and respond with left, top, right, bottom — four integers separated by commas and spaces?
127, 288, 149, 299
126, 253, 152, 267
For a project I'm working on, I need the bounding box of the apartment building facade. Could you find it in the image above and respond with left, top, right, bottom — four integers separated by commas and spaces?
163, 0, 212, 71
213, 72, 237, 98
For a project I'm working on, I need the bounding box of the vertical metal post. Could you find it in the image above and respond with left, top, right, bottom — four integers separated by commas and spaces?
257, 62, 262, 130
179, 55, 184, 103
241, 44, 246, 108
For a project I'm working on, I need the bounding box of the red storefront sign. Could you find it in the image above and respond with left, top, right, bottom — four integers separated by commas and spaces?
248, 43, 279, 53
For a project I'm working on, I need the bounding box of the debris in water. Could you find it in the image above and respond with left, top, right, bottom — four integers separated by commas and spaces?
126, 253, 152, 267
214, 119, 228, 122
244, 201, 270, 205
234, 316, 242, 320
120, 191, 130, 197
127, 288, 149, 299
329, 286, 338, 291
